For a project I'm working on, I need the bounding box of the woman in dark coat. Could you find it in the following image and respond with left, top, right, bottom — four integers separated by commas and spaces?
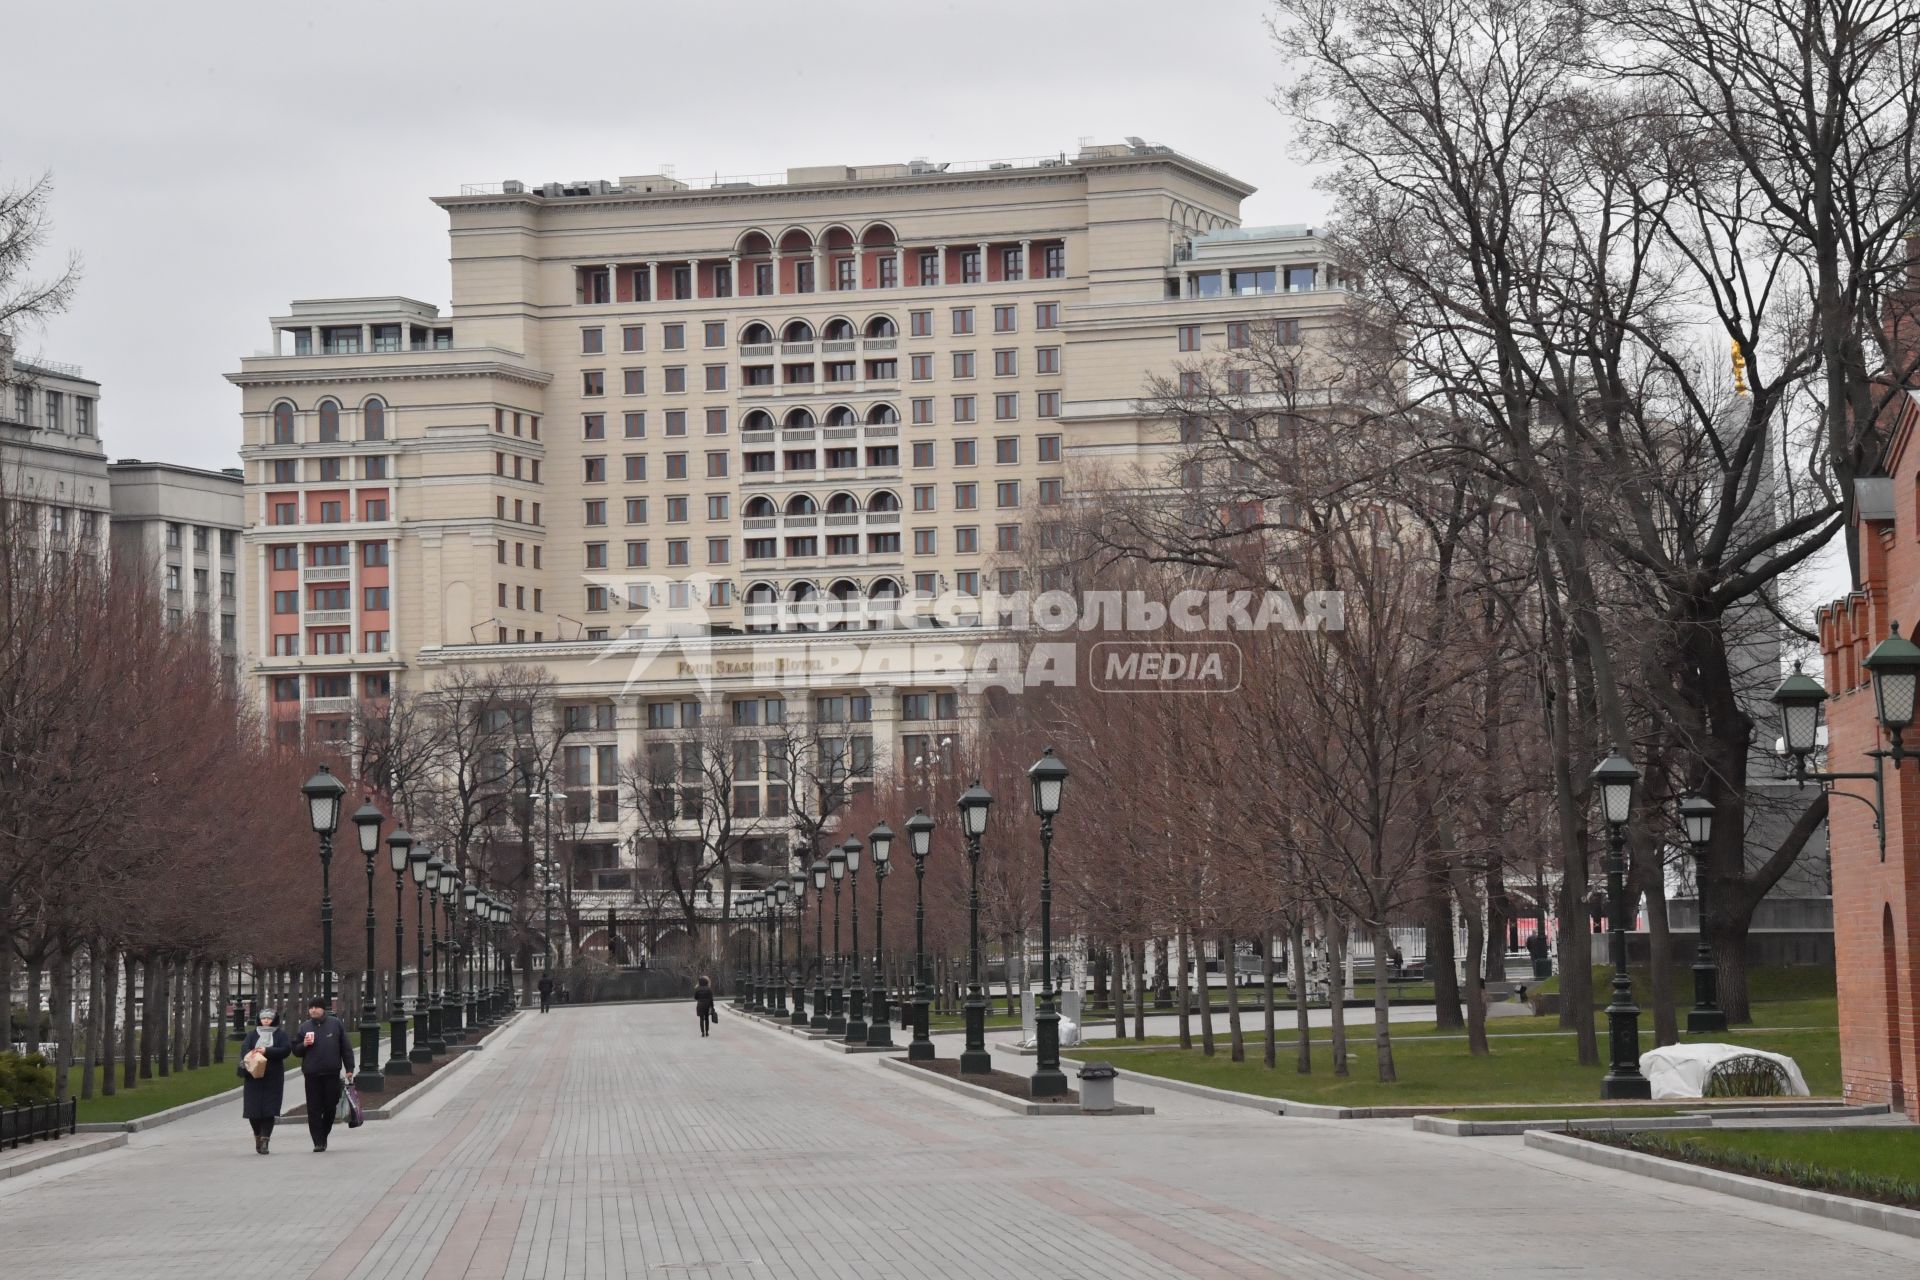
694, 976, 716, 1036
239, 1009, 292, 1154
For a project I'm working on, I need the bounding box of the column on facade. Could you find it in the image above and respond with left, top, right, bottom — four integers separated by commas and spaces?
771, 250, 783, 296
385, 536, 398, 658
348, 517, 362, 655
893, 244, 905, 290
647, 261, 658, 303
727, 255, 740, 299
867, 684, 899, 788
931, 245, 946, 286
1019, 239, 1031, 282
977, 241, 990, 283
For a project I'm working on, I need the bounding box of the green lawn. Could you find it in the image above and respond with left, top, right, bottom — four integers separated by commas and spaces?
1435, 1105, 1699, 1120
1605, 1129, 1920, 1208
68, 1059, 243, 1125
1107, 1025, 1840, 1107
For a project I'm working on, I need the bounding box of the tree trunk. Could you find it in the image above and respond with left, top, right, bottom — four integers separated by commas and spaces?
0, 887, 13, 1050
1457, 871, 1489, 1055
1132, 938, 1146, 1041
51, 941, 74, 1101
1223, 937, 1245, 1062
26, 956, 44, 1045
123, 954, 138, 1088
1325, 913, 1349, 1076
82, 946, 102, 1100
101, 949, 119, 1097
1175, 927, 1192, 1050
1155, 937, 1172, 1007
1196, 934, 1217, 1057
1485, 873, 1509, 985
1643, 874, 1679, 1047
1425, 855, 1464, 1030
1371, 922, 1397, 1083
139, 954, 156, 1079
1291, 918, 1311, 1074
215, 962, 228, 1065
1261, 933, 1277, 1069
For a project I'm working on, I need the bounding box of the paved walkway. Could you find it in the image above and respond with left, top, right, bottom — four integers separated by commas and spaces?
2, 1003, 1915, 1279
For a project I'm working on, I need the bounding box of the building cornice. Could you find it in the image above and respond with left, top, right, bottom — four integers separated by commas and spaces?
225, 357, 552, 391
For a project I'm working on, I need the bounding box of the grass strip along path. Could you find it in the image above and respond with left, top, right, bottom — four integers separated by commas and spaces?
1590, 1129, 1920, 1210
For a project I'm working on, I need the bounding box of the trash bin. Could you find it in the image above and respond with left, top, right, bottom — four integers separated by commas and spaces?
1076, 1061, 1118, 1112
1532, 957, 1552, 980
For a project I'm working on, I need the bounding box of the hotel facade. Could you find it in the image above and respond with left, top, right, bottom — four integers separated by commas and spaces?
228, 140, 1347, 924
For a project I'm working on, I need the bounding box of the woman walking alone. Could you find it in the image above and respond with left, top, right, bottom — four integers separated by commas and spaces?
694, 976, 716, 1036
238, 1009, 292, 1154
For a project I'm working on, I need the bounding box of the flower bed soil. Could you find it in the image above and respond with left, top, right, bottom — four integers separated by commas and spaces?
902, 1056, 1078, 1104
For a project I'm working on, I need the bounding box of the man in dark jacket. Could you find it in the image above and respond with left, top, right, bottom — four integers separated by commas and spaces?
538, 973, 554, 1013
293, 997, 354, 1152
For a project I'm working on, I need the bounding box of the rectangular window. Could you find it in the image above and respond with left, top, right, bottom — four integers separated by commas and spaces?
583, 370, 605, 396
960, 250, 981, 284
952, 351, 975, 378
319, 501, 343, 523
996, 524, 1020, 552
1038, 434, 1062, 462
581, 327, 604, 354
705, 365, 727, 391
705, 408, 728, 435
910, 309, 932, 337
1001, 247, 1023, 282
362, 456, 388, 480
910, 353, 933, 380
622, 324, 645, 352
911, 441, 934, 468
665, 453, 687, 480
878, 255, 898, 288
913, 528, 936, 555
704, 321, 726, 348
585, 499, 607, 525
586, 542, 608, 569
624, 455, 647, 482
584, 456, 606, 483
271, 459, 296, 483
835, 257, 855, 291
994, 393, 1018, 421
954, 482, 977, 510
667, 496, 689, 522
997, 481, 1020, 508
951, 307, 974, 335
1038, 478, 1063, 505
912, 484, 935, 511
707, 494, 729, 520
1037, 390, 1061, 418
911, 397, 933, 424
623, 411, 646, 438
665, 410, 687, 436
273, 590, 297, 614
311, 587, 349, 610
622, 368, 645, 395
955, 570, 979, 597
626, 497, 648, 523
664, 367, 686, 393
667, 539, 689, 566
994, 349, 1017, 377
706, 452, 729, 478
1043, 244, 1065, 278
995, 436, 1019, 464
663, 323, 685, 350
626, 539, 648, 567
1035, 302, 1059, 329
1227, 321, 1251, 349
954, 526, 978, 554
1177, 324, 1201, 352
993, 305, 1016, 333
363, 585, 389, 610
953, 395, 976, 423
953, 439, 977, 466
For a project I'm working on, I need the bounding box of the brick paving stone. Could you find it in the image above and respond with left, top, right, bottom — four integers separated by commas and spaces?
3, 1002, 1919, 1279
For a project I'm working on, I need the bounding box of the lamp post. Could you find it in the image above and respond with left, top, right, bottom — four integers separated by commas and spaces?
746, 893, 764, 1012
349, 798, 386, 1093
300, 764, 348, 1008
384, 828, 414, 1076
1590, 747, 1651, 1099
461, 880, 480, 1033
474, 894, 493, 1024
1676, 794, 1727, 1033
842, 836, 867, 1045
866, 823, 894, 1047
424, 857, 448, 1054
497, 900, 512, 1015
810, 860, 830, 1030
409, 850, 432, 1061
904, 810, 936, 1061
439, 870, 461, 1044
789, 869, 809, 1026
827, 849, 847, 1034
771, 880, 791, 1017
1772, 630, 1920, 862
1028, 747, 1070, 1097
957, 780, 993, 1075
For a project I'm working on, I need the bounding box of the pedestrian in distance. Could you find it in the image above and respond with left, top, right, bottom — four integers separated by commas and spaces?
238, 1008, 292, 1155
293, 996, 354, 1153
538, 973, 554, 1013
694, 975, 716, 1036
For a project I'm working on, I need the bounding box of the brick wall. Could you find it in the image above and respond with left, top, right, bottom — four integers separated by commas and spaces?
1817, 388, 1920, 1114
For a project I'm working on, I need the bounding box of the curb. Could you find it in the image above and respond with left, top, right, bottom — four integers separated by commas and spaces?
1524, 1129, 1920, 1238
1053, 1060, 1284, 1114
876, 1055, 1153, 1116
1415, 1114, 1708, 1138
0, 1132, 128, 1179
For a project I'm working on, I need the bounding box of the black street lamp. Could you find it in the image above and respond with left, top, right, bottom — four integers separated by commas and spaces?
439, 868, 461, 1044
408, 849, 433, 1061
866, 822, 894, 1048
771, 879, 791, 1017
1590, 747, 1651, 1099
957, 780, 993, 1074
384, 827, 414, 1076
300, 764, 348, 1008
424, 857, 448, 1054
904, 809, 936, 1061
827, 849, 848, 1034
1772, 630, 1920, 862
746, 893, 764, 1012
461, 880, 480, 1033
350, 798, 387, 1094
1677, 794, 1727, 1033
1028, 747, 1070, 1098
810, 859, 830, 1030
842, 836, 867, 1045
789, 868, 809, 1026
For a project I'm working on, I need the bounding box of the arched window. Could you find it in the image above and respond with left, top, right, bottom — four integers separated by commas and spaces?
867, 490, 901, 513
824, 405, 857, 428
271, 401, 296, 444
740, 322, 773, 345
823, 318, 855, 342
782, 320, 815, 344
783, 408, 816, 430
865, 315, 898, 338
743, 409, 775, 432
784, 494, 818, 516
826, 492, 860, 516
363, 398, 387, 441
865, 403, 899, 425
317, 399, 341, 442
743, 496, 777, 519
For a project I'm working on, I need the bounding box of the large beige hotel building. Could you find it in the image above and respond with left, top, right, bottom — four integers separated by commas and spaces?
229, 139, 1345, 903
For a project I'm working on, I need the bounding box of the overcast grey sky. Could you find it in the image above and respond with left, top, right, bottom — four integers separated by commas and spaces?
3, 0, 1314, 471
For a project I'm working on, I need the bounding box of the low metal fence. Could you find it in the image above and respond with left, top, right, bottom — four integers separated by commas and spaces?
1, 1097, 77, 1149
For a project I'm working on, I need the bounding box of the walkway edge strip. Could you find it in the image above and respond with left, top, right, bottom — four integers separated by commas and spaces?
1523, 1129, 1920, 1239
876, 1055, 1153, 1116
0, 1132, 128, 1179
